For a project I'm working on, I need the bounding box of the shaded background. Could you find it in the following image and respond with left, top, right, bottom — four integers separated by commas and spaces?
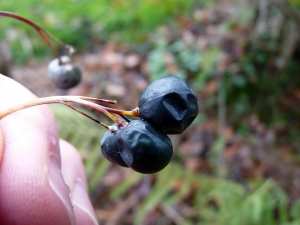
1, 0, 300, 224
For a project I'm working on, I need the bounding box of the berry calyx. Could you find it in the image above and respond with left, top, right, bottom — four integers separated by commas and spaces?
118, 120, 173, 174
48, 56, 82, 89
138, 76, 199, 134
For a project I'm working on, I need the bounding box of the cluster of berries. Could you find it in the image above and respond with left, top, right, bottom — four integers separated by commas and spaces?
0, 11, 199, 174
100, 76, 198, 174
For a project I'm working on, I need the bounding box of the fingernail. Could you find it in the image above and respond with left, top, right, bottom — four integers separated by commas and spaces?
48, 155, 76, 225
71, 178, 98, 225
0, 128, 4, 165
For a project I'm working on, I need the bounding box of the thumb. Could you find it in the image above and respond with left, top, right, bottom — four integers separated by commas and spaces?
0, 75, 75, 225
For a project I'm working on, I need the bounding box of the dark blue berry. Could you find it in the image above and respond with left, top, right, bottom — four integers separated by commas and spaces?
118, 120, 173, 174
48, 56, 82, 89
138, 76, 198, 134
100, 127, 129, 167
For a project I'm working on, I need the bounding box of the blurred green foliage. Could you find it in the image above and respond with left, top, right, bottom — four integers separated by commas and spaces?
3, 0, 300, 224
146, 0, 300, 146
147, 37, 221, 87
51, 104, 300, 225
0, 0, 196, 63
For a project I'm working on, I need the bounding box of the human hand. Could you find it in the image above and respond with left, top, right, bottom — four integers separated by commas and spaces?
0, 75, 98, 225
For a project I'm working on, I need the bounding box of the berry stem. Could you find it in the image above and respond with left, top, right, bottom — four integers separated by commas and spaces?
60, 102, 110, 129
103, 107, 139, 117
78, 96, 116, 104
0, 96, 120, 124
0, 11, 66, 64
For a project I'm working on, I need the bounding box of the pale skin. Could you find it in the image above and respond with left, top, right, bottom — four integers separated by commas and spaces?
0, 75, 98, 225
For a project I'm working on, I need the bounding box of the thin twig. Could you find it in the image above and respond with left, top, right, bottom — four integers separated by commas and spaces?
0, 96, 120, 124
78, 96, 117, 104
59, 102, 110, 129
159, 203, 188, 225
106, 194, 139, 225
0, 11, 62, 62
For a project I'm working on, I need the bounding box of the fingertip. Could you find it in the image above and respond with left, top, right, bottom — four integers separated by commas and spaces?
60, 140, 98, 225
72, 181, 99, 225
60, 140, 87, 189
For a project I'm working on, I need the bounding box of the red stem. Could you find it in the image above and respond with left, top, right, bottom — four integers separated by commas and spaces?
0, 11, 62, 63
0, 96, 139, 129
